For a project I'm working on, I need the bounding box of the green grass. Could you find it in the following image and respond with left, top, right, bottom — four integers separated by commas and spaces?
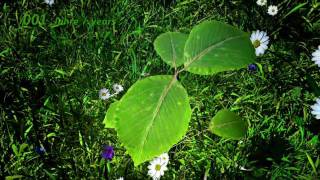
1, 0, 320, 179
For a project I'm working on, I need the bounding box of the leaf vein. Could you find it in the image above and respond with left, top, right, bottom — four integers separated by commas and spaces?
138, 76, 177, 160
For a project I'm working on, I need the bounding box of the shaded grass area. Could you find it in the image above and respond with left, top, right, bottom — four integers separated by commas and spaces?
1, 0, 320, 179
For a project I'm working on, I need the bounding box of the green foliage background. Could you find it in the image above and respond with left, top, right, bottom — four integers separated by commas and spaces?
0, 0, 319, 179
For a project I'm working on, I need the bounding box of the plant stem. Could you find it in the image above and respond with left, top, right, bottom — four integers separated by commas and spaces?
104, 161, 109, 180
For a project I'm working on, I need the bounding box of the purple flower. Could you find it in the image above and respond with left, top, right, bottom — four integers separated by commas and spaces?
101, 145, 114, 160
248, 64, 257, 72
35, 146, 46, 155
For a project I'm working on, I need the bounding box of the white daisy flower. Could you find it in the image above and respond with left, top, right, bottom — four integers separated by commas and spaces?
116, 177, 124, 180
44, 0, 54, 6
158, 153, 169, 166
267, 5, 278, 16
147, 157, 168, 180
311, 46, 320, 67
311, 98, 320, 119
250, 30, 269, 56
113, 84, 124, 94
256, 0, 267, 6
99, 88, 111, 100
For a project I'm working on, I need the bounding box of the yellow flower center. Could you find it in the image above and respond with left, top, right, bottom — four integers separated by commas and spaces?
155, 164, 161, 171
253, 40, 261, 48
102, 92, 106, 96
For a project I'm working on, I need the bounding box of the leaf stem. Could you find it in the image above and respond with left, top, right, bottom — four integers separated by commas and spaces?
104, 161, 110, 180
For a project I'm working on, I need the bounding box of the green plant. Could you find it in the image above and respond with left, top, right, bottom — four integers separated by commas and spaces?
103, 20, 255, 166
105, 20, 256, 166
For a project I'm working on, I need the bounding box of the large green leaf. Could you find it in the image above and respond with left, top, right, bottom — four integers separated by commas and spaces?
184, 21, 256, 75
103, 101, 119, 129
114, 75, 191, 165
154, 32, 189, 68
209, 109, 247, 140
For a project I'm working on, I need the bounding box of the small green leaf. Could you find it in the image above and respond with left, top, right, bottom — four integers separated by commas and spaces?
19, 143, 28, 155
306, 152, 317, 174
154, 32, 189, 68
12, 144, 19, 156
103, 101, 119, 128
0, 48, 11, 57
184, 21, 255, 75
79, 131, 83, 146
47, 132, 56, 138
24, 124, 33, 138
283, 2, 308, 19
43, 169, 57, 180
209, 109, 247, 140
5, 175, 24, 180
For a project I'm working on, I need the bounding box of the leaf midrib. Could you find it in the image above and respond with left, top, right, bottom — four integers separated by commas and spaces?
138, 75, 177, 161
212, 120, 243, 129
